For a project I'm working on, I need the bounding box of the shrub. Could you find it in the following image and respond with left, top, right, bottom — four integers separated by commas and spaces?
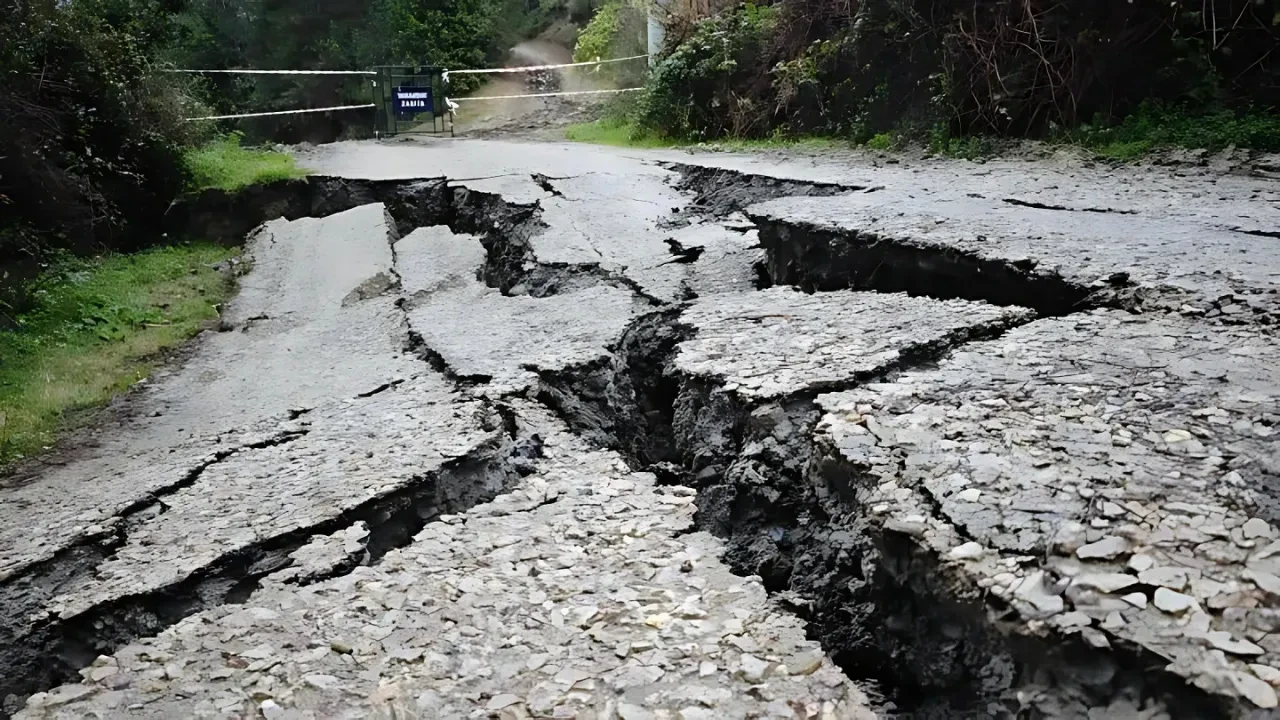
637, 3, 777, 139
1, 0, 204, 264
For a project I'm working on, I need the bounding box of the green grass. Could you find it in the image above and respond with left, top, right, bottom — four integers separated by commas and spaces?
0, 244, 237, 468
184, 133, 307, 192
564, 118, 848, 152
1062, 104, 1280, 161
564, 118, 680, 148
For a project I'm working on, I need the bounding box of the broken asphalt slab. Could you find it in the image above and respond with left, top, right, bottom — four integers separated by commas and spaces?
16, 403, 876, 720
814, 310, 1280, 715
4, 137, 1279, 717
749, 190, 1280, 321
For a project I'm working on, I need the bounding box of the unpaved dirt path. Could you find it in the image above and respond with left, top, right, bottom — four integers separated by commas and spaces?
4, 137, 1280, 719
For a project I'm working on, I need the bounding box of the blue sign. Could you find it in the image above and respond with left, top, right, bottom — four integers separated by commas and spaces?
393, 86, 433, 116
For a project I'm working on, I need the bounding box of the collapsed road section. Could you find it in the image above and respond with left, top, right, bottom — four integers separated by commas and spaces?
5, 140, 1280, 718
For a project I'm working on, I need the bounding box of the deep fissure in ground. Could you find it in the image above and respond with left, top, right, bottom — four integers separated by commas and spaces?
530, 306, 1231, 719
1, 169, 1226, 717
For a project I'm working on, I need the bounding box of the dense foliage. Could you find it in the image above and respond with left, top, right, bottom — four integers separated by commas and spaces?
639, 3, 776, 138
1, 0, 205, 266
637, 0, 1280, 145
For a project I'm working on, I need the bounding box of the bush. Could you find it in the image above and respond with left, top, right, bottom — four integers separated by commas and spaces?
643, 0, 1280, 150
1068, 103, 1280, 159
637, 3, 777, 139
1, 0, 205, 265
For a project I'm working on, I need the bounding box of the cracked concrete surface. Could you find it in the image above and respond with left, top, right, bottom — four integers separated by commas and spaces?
750, 190, 1280, 320
19, 403, 874, 720
816, 310, 1280, 712
4, 138, 1280, 719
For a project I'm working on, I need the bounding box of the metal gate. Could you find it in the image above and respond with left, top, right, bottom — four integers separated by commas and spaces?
372, 65, 452, 137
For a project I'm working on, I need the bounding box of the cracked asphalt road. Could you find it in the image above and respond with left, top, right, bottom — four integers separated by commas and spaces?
4, 138, 1279, 719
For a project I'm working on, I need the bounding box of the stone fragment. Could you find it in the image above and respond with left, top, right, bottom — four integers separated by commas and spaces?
1249, 664, 1280, 687
738, 654, 774, 683
259, 699, 284, 718
553, 668, 592, 686
1076, 536, 1130, 560
1124, 595, 1150, 615
949, 541, 986, 560
1244, 518, 1274, 539
487, 694, 522, 711
1206, 631, 1265, 656
1244, 569, 1280, 595
1074, 572, 1139, 593
1153, 588, 1195, 614
1015, 571, 1065, 614
1138, 567, 1188, 590
1081, 628, 1111, 649
785, 650, 824, 676
303, 674, 339, 690
618, 703, 654, 720
1231, 671, 1279, 709
1128, 554, 1155, 572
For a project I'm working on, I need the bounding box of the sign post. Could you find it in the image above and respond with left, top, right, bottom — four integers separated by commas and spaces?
393, 86, 434, 118
372, 66, 451, 137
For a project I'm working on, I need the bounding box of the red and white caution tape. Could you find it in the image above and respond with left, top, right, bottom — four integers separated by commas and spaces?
185, 103, 376, 121
448, 87, 644, 103
166, 68, 375, 75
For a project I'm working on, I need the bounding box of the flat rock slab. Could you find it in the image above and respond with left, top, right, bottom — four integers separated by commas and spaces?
674, 288, 1034, 399
399, 226, 643, 390
749, 191, 1280, 321
17, 404, 875, 720
815, 309, 1280, 711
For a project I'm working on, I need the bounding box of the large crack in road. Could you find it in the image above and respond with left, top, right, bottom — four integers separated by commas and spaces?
4, 139, 1279, 719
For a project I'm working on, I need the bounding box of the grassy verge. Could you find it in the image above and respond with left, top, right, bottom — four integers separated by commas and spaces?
0, 244, 237, 468
1064, 104, 1280, 161
566, 104, 1280, 162
564, 118, 680, 148
564, 118, 849, 152
184, 133, 307, 192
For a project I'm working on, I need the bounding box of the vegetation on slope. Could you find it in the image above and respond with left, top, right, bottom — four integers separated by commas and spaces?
0, 245, 236, 468
607, 0, 1280, 156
